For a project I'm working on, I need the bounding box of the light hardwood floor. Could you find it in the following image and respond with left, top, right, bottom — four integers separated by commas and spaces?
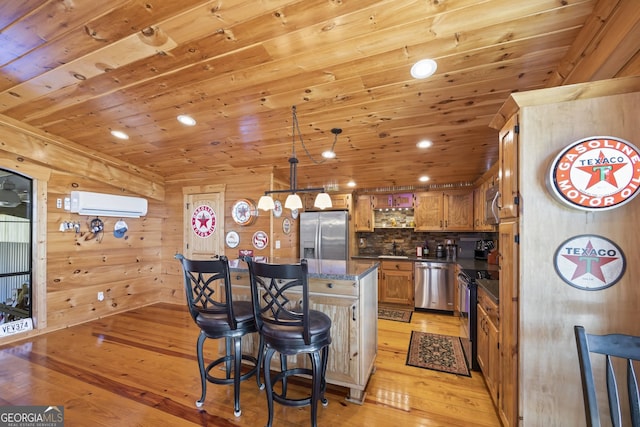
0, 303, 501, 426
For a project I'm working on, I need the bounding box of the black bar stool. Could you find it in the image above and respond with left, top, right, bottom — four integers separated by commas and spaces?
176, 254, 264, 417
246, 258, 332, 427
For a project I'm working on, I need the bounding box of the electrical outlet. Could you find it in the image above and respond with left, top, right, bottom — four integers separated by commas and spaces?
275, 240, 281, 249
97, 292, 104, 301
56, 198, 62, 208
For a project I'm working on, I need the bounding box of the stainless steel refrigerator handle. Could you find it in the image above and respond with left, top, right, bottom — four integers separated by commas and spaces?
317, 219, 322, 259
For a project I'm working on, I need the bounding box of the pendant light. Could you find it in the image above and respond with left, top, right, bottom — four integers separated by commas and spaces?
258, 106, 341, 211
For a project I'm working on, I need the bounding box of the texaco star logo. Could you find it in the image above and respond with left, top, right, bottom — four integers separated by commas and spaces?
191, 205, 217, 238
549, 136, 640, 211
553, 235, 626, 291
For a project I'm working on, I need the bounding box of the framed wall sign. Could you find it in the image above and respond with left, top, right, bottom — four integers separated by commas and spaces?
548, 136, 640, 211
282, 218, 291, 234
231, 199, 256, 226
553, 234, 626, 291
252, 230, 268, 250
273, 200, 283, 218
225, 231, 240, 248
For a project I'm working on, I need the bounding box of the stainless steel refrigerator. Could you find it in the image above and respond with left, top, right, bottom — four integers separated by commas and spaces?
299, 211, 349, 261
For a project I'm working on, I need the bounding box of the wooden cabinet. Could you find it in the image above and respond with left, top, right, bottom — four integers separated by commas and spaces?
498, 115, 519, 220
229, 266, 378, 404
303, 192, 352, 211
414, 190, 473, 231
474, 171, 498, 231
373, 193, 414, 209
477, 287, 499, 406
354, 195, 374, 231
378, 260, 413, 307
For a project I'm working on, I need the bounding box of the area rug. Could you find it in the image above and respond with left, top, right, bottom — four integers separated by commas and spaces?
406, 331, 470, 377
377, 307, 412, 323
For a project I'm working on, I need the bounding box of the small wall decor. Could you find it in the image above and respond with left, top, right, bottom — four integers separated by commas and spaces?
225, 231, 240, 248
548, 136, 640, 211
291, 208, 299, 220
553, 234, 626, 291
239, 249, 253, 258
252, 230, 268, 250
191, 204, 217, 237
282, 218, 291, 234
231, 199, 256, 226
273, 200, 283, 218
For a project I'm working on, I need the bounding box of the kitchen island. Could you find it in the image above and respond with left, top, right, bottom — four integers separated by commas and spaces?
228, 258, 379, 404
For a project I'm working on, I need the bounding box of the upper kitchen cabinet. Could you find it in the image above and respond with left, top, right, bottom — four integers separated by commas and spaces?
414, 190, 474, 231
354, 195, 374, 232
303, 192, 352, 211
498, 116, 519, 220
373, 193, 414, 209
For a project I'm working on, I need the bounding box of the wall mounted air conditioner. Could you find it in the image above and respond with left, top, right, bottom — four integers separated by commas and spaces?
69, 191, 148, 218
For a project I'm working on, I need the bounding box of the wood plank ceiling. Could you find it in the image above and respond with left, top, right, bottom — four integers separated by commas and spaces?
1, 0, 639, 192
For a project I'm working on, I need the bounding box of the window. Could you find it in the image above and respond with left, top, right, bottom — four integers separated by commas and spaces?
0, 170, 32, 324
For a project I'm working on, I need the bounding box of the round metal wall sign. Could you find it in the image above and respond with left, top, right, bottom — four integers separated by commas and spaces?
553, 234, 626, 291
548, 136, 640, 211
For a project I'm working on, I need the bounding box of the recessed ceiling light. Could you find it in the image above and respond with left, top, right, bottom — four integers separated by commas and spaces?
110, 130, 129, 140
416, 139, 432, 149
322, 150, 336, 159
411, 59, 437, 79
347, 180, 356, 187
419, 176, 430, 182
177, 114, 196, 126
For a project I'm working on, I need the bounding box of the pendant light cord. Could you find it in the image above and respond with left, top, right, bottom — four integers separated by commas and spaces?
291, 106, 338, 165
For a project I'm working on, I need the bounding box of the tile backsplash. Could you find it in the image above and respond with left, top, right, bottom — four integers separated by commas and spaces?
356, 229, 496, 259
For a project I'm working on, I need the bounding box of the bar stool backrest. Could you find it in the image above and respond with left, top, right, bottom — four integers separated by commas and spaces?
246, 258, 312, 345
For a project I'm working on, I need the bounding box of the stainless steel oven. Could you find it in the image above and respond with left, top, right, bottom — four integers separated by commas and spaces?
458, 270, 479, 371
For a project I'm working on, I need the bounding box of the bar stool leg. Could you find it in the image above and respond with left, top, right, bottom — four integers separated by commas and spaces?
195, 332, 207, 408
263, 347, 277, 427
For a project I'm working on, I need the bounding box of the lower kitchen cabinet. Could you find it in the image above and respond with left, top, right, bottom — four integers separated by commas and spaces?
228, 266, 378, 404
477, 287, 499, 405
378, 260, 414, 307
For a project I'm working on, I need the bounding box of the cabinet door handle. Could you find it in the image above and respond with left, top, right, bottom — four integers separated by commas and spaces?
352, 304, 357, 321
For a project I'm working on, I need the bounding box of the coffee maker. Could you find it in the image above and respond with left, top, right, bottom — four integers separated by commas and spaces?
474, 240, 494, 260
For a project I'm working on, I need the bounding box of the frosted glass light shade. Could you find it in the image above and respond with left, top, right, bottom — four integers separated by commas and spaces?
257, 195, 275, 211
284, 193, 303, 210
314, 192, 332, 209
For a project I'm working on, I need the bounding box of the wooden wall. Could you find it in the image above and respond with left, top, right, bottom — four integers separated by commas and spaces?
498, 77, 640, 425
161, 170, 301, 306
0, 115, 168, 345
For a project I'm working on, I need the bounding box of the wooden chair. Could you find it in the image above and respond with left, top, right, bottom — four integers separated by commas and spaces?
246, 257, 332, 427
574, 325, 640, 427
175, 254, 263, 417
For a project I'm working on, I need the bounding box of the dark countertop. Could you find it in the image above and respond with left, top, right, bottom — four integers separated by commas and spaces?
476, 278, 499, 303
229, 258, 379, 281
352, 255, 499, 274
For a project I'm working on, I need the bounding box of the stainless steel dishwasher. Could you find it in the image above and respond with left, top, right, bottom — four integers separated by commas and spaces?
414, 262, 455, 311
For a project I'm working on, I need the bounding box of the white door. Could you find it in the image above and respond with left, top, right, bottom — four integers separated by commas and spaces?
184, 190, 225, 260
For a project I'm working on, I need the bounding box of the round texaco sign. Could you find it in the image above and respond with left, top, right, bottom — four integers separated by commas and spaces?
191, 205, 217, 238
548, 136, 640, 211
553, 234, 626, 291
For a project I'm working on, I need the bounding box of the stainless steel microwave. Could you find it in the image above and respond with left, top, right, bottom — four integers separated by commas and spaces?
485, 185, 499, 225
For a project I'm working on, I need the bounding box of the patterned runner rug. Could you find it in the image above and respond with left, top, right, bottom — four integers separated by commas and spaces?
377, 307, 412, 323
405, 331, 470, 376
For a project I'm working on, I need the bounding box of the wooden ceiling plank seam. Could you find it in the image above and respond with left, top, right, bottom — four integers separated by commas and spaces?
565, 0, 640, 83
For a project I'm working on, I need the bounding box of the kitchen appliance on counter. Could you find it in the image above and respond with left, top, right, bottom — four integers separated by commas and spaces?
414, 261, 454, 312
474, 240, 495, 260
300, 211, 349, 261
